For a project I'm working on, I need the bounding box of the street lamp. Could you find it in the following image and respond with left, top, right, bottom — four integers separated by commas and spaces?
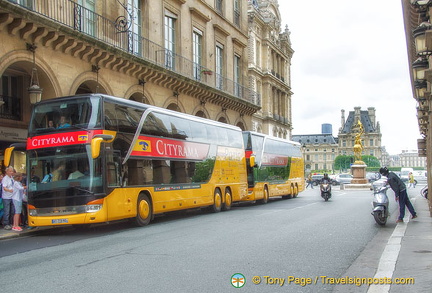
413, 22, 432, 57
26, 43, 42, 104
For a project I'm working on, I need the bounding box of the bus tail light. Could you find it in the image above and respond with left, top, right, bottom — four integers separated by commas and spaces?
86, 198, 104, 213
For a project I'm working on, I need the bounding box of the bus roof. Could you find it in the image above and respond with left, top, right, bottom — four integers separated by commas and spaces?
243, 131, 301, 146
37, 93, 242, 132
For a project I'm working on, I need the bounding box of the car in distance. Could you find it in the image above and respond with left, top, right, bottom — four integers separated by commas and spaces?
311, 174, 324, 186
335, 173, 353, 184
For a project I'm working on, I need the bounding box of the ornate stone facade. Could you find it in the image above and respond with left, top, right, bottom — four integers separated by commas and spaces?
0, 0, 259, 152
247, 0, 293, 138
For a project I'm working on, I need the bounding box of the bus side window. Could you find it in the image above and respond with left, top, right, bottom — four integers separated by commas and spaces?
107, 162, 118, 187
153, 160, 171, 184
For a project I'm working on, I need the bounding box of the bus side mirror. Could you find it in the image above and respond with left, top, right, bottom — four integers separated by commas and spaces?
91, 137, 104, 159
4, 146, 15, 167
91, 134, 114, 159
249, 155, 256, 168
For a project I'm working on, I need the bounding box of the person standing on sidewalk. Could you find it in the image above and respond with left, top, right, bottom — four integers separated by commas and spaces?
2, 166, 15, 230
11, 173, 25, 232
379, 167, 417, 223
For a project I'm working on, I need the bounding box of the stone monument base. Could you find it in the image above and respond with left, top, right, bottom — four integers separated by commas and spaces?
351, 164, 368, 184
341, 183, 372, 190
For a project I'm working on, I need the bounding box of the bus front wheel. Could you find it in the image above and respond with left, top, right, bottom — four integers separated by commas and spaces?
134, 194, 152, 226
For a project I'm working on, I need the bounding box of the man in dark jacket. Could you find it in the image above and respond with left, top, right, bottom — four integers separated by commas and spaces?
379, 167, 417, 223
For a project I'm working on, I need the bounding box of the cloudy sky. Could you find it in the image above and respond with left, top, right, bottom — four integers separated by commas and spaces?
277, 0, 419, 155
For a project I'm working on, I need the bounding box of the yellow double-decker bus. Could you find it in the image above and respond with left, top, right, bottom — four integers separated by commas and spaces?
242, 131, 305, 203
6, 94, 248, 227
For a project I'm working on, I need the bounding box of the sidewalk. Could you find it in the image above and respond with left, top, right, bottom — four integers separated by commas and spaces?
388, 194, 432, 292
0, 224, 51, 240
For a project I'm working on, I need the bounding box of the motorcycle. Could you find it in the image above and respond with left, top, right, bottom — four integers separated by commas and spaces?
371, 183, 390, 225
320, 181, 332, 201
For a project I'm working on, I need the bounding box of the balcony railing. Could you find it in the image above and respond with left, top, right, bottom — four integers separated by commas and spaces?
0, 95, 21, 120
6, 0, 256, 103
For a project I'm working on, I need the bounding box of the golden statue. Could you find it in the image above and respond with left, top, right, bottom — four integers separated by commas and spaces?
353, 119, 365, 165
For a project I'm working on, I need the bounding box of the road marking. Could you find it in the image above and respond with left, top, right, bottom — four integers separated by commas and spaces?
256, 202, 319, 216
367, 198, 416, 293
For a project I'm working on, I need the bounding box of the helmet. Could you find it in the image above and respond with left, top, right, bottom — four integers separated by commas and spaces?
379, 167, 389, 176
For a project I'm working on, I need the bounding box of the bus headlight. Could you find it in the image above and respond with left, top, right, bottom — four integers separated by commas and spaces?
85, 199, 104, 213
28, 204, 37, 216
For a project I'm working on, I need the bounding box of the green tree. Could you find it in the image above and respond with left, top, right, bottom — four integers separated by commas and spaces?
334, 155, 353, 171
361, 155, 380, 167
334, 155, 380, 171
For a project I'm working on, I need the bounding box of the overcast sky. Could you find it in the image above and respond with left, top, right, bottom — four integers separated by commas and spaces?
277, 0, 418, 155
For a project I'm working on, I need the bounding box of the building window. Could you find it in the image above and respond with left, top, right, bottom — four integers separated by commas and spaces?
76, 0, 96, 36
164, 11, 177, 70
255, 40, 260, 66
216, 44, 224, 89
0, 74, 22, 121
127, 0, 142, 55
234, 54, 241, 97
193, 28, 203, 80
234, 0, 240, 28
370, 139, 373, 146
216, 0, 223, 15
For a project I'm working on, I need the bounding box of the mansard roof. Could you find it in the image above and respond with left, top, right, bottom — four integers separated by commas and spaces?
291, 134, 338, 145
340, 110, 376, 134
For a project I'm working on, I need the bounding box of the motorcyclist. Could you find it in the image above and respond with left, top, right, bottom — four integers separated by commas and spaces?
320, 173, 332, 185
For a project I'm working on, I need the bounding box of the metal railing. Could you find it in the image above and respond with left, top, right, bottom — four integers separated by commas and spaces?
0, 94, 21, 120
7, 0, 257, 103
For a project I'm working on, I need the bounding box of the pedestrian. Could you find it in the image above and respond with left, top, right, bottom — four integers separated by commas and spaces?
0, 173, 3, 226
379, 167, 417, 223
408, 172, 415, 189
20, 175, 29, 228
2, 166, 15, 230
11, 173, 25, 232
306, 173, 313, 189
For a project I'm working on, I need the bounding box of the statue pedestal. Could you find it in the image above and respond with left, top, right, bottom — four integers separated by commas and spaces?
351, 164, 368, 184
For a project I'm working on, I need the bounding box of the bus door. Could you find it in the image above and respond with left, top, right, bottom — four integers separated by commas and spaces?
105, 150, 133, 218
3, 143, 27, 174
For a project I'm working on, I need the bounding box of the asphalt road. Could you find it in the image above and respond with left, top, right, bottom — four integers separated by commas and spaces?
0, 186, 401, 293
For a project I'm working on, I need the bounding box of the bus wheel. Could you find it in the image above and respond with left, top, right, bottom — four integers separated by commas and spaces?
258, 187, 269, 204
211, 189, 222, 213
134, 194, 152, 226
222, 189, 232, 211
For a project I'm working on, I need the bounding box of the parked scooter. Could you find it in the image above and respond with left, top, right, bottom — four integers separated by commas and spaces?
320, 182, 332, 201
421, 185, 428, 199
371, 181, 390, 225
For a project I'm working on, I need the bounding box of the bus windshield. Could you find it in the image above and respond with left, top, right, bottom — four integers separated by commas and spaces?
29, 96, 101, 134
28, 144, 103, 194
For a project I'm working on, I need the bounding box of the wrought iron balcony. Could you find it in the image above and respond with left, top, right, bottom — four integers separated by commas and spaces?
5, 0, 257, 104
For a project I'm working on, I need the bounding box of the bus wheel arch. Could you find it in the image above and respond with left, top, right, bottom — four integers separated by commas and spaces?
293, 184, 299, 198
133, 192, 153, 226
211, 188, 222, 213
258, 185, 269, 204
222, 187, 232, 211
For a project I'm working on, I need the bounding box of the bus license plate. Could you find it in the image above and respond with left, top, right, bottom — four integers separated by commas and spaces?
52, 219, 68, 224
